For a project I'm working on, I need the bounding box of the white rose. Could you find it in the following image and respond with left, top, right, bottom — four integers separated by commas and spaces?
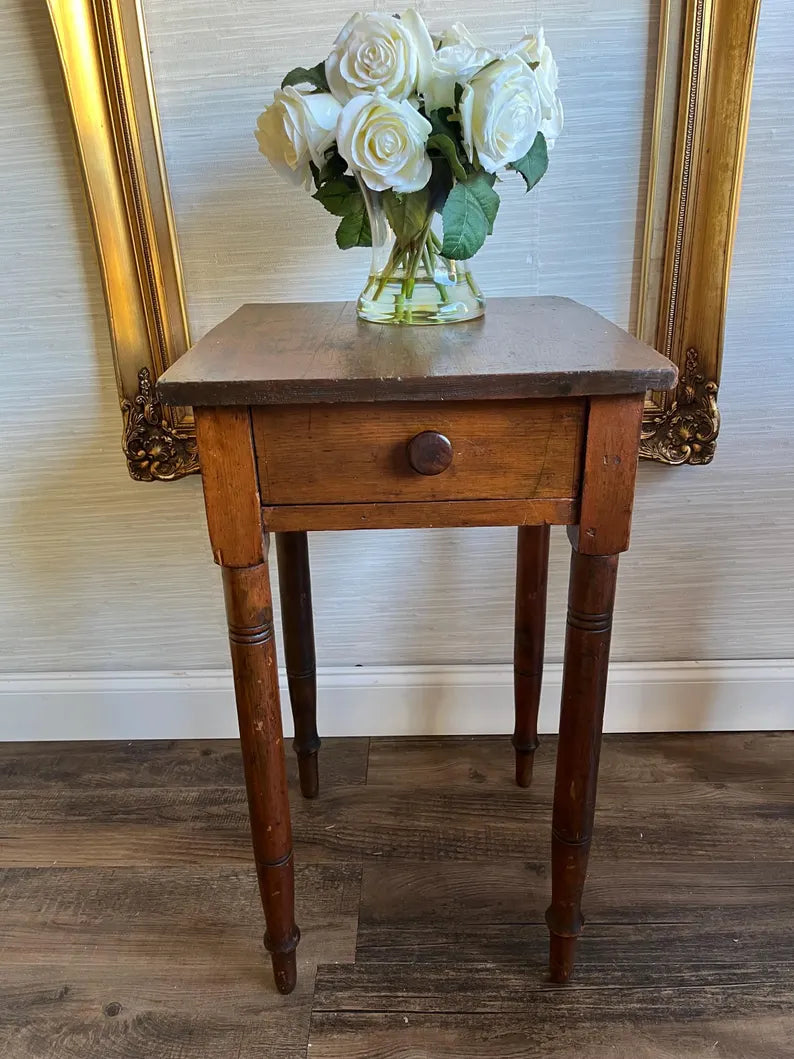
441, 22, 484, 49
509, 27, 545, 66
255, 88, 341, 185
459, 54, 541, 174
510, 28, 564, 149
325, 10, 434, 104
336, 89, 432, 193
539, 92, 564, 151
423, 21, 499, 113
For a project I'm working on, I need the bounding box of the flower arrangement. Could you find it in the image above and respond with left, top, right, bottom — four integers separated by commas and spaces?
256, 12, 563, 324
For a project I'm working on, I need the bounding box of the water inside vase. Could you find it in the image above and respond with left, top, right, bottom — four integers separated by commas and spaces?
357, 264, 485, 325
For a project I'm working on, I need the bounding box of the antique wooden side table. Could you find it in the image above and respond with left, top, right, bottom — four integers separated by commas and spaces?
158, 297, 676, 995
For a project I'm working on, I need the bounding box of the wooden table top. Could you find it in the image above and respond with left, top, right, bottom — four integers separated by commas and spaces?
157, 297, 677, 407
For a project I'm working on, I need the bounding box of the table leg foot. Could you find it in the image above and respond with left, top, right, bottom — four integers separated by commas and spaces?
297, 751, 319, 800
265, 935, 299, 995
513, 746, 537, 788
548, 933, 578, 984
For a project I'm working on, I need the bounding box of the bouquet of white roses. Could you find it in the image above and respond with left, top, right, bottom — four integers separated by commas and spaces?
256, 11, 563, 323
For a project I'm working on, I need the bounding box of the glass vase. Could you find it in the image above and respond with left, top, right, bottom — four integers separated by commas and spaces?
356, 182, 485, 326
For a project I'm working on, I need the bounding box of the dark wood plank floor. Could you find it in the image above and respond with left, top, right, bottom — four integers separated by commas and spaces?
0, 733, 792, 1058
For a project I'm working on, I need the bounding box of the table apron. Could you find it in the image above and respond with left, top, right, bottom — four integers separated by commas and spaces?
261, 498, 578, 532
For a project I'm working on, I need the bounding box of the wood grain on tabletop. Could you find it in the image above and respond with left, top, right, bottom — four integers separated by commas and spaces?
156, 298, 678, 407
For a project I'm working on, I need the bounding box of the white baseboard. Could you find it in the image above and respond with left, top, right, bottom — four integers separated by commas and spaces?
0, 660, 792, 741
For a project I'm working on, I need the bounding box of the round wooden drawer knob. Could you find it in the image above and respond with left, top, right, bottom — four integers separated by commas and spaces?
406, 431, 454, 476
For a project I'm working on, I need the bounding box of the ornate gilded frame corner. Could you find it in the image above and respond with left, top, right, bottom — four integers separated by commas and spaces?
47, 0, 198, 480
637, 0, 761, 464
49, 0, 760, 478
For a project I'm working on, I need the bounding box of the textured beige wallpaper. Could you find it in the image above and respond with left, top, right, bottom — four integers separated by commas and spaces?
0, 0, 792, 676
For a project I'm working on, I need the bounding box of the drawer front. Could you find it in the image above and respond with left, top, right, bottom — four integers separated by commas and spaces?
253, 399, 585, 505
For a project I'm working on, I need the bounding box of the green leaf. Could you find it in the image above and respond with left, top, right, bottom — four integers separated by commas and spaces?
312, 178, 360, 217
440, 181, 489, 260
317, 148, 347, 185
281, 61, 329, 93
454, 81, 465, 109
429, 107, 460, 142
509, 132, 548, 192
335, 205, 372, 250
383, 188, 430, 245
463, 172, 500, 234
428, 155, 454, 214
427, 133, 467, 182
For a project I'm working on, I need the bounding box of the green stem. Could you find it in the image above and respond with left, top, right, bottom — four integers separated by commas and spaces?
403, 242, 423, 302
429, 229, 461, 297
360, 274, 375, 299
424, 245, 450, 303
403, 223, 433, 302
370, 213, 460, 320
373, 244, 407, 301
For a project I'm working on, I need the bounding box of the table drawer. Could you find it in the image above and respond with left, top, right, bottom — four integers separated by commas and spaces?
252, 399, 585, 505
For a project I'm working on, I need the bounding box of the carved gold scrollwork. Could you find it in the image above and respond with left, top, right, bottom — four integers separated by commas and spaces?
121, 368, 199, 481
640, 349, 720, 465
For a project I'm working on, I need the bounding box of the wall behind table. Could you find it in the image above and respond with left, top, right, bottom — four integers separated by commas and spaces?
0, 1, 792, 729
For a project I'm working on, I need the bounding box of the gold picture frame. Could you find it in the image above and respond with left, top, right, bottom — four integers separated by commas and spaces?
47, 0, 760, 479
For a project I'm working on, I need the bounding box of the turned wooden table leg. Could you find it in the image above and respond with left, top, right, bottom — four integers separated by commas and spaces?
194, 407, 306, 996
544, 393, 644, 985
223, 561, 300, 995
276, 532, 320, 799
546, 548, 618, 983
513, 524, 550, 787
